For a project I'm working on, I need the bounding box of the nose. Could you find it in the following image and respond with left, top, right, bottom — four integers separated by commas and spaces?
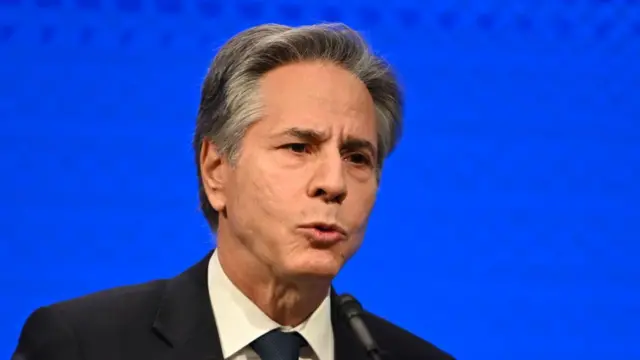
308, 155, 348, 204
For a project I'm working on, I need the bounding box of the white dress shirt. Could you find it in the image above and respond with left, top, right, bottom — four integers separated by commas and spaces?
208, 251, 335, 360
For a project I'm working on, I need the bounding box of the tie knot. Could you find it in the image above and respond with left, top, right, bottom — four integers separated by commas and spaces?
250, 329, 307, 360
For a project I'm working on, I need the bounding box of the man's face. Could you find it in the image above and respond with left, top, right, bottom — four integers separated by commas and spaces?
207, 61, 379, 279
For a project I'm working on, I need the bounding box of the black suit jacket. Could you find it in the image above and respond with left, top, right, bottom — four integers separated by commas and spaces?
13, 252, 454, 360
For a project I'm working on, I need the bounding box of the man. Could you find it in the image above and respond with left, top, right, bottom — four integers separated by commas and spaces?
13, 23, 454, 360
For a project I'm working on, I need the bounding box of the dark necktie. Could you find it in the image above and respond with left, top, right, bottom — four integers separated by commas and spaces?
250, 329, 307, 360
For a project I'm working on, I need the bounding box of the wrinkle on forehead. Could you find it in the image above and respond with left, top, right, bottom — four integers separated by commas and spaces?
257, 60, 378, 145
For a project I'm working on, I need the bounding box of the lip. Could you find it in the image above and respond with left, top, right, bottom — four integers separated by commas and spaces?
298, 222, 347, 246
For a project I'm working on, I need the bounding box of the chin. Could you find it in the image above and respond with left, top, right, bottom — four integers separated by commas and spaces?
286, 249, 344, 278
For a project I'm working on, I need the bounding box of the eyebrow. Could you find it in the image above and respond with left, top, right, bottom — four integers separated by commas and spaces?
275, 127, 377, 158
276, 127, 329, 143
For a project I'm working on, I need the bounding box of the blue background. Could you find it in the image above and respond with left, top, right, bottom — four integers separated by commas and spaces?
1, 0, 639, 359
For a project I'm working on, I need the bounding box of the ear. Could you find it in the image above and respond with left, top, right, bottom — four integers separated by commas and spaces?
200, 139, 229, 212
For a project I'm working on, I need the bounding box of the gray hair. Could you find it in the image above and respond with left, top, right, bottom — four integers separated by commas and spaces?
193, 22, 403, 230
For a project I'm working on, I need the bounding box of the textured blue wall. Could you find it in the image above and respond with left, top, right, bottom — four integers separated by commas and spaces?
1, 0, 639, 359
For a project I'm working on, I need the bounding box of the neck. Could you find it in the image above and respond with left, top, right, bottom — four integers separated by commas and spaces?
216, 228, 331, 326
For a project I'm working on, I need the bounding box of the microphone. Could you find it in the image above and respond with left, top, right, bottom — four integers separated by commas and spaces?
337, 293, 384, 360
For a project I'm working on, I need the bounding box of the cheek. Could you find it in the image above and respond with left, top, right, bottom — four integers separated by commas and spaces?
340, 232, 365, 261
346, 186, 377, 223
243, 160, 303, 220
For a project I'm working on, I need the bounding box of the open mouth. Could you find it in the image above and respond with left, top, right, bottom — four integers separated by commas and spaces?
315, 224, 337, 232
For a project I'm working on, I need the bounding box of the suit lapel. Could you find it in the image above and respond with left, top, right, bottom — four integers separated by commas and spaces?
151, 251, 371, 360
152, 251, 223, 360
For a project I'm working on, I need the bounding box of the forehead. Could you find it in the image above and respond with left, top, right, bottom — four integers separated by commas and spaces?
256, 61, 377, 143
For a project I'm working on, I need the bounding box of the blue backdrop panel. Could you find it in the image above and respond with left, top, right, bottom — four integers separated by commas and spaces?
1, 0, 639, 359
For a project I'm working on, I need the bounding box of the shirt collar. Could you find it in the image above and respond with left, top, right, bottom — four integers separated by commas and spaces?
208, 250, 334, 360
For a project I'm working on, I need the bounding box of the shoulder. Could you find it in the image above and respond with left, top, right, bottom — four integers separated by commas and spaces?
15, 280, 168, 357
363, 311, 455, 360
42, 279, 167, 328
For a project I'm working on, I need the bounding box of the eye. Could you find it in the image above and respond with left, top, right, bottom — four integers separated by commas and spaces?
346, 153, 372, 166
283, 143, 310, 153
